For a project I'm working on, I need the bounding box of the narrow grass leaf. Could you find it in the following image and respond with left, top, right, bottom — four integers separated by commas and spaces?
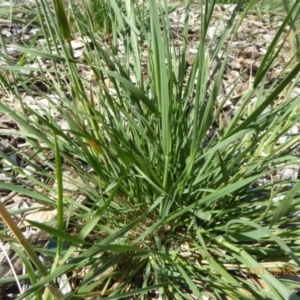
225, 219, 300, 267
176, 264, 203, 300
52, 0, 71, 41
269, 181, 300, 228
25, 220, 92, 246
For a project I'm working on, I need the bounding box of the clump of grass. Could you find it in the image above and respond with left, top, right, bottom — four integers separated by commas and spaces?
1, 0, 300, 299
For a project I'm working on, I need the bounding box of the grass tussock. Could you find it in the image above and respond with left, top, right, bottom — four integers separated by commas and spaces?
0, 0, 300, 299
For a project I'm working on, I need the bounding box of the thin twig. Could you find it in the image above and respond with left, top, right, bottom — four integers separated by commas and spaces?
0, 191, 18, 204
